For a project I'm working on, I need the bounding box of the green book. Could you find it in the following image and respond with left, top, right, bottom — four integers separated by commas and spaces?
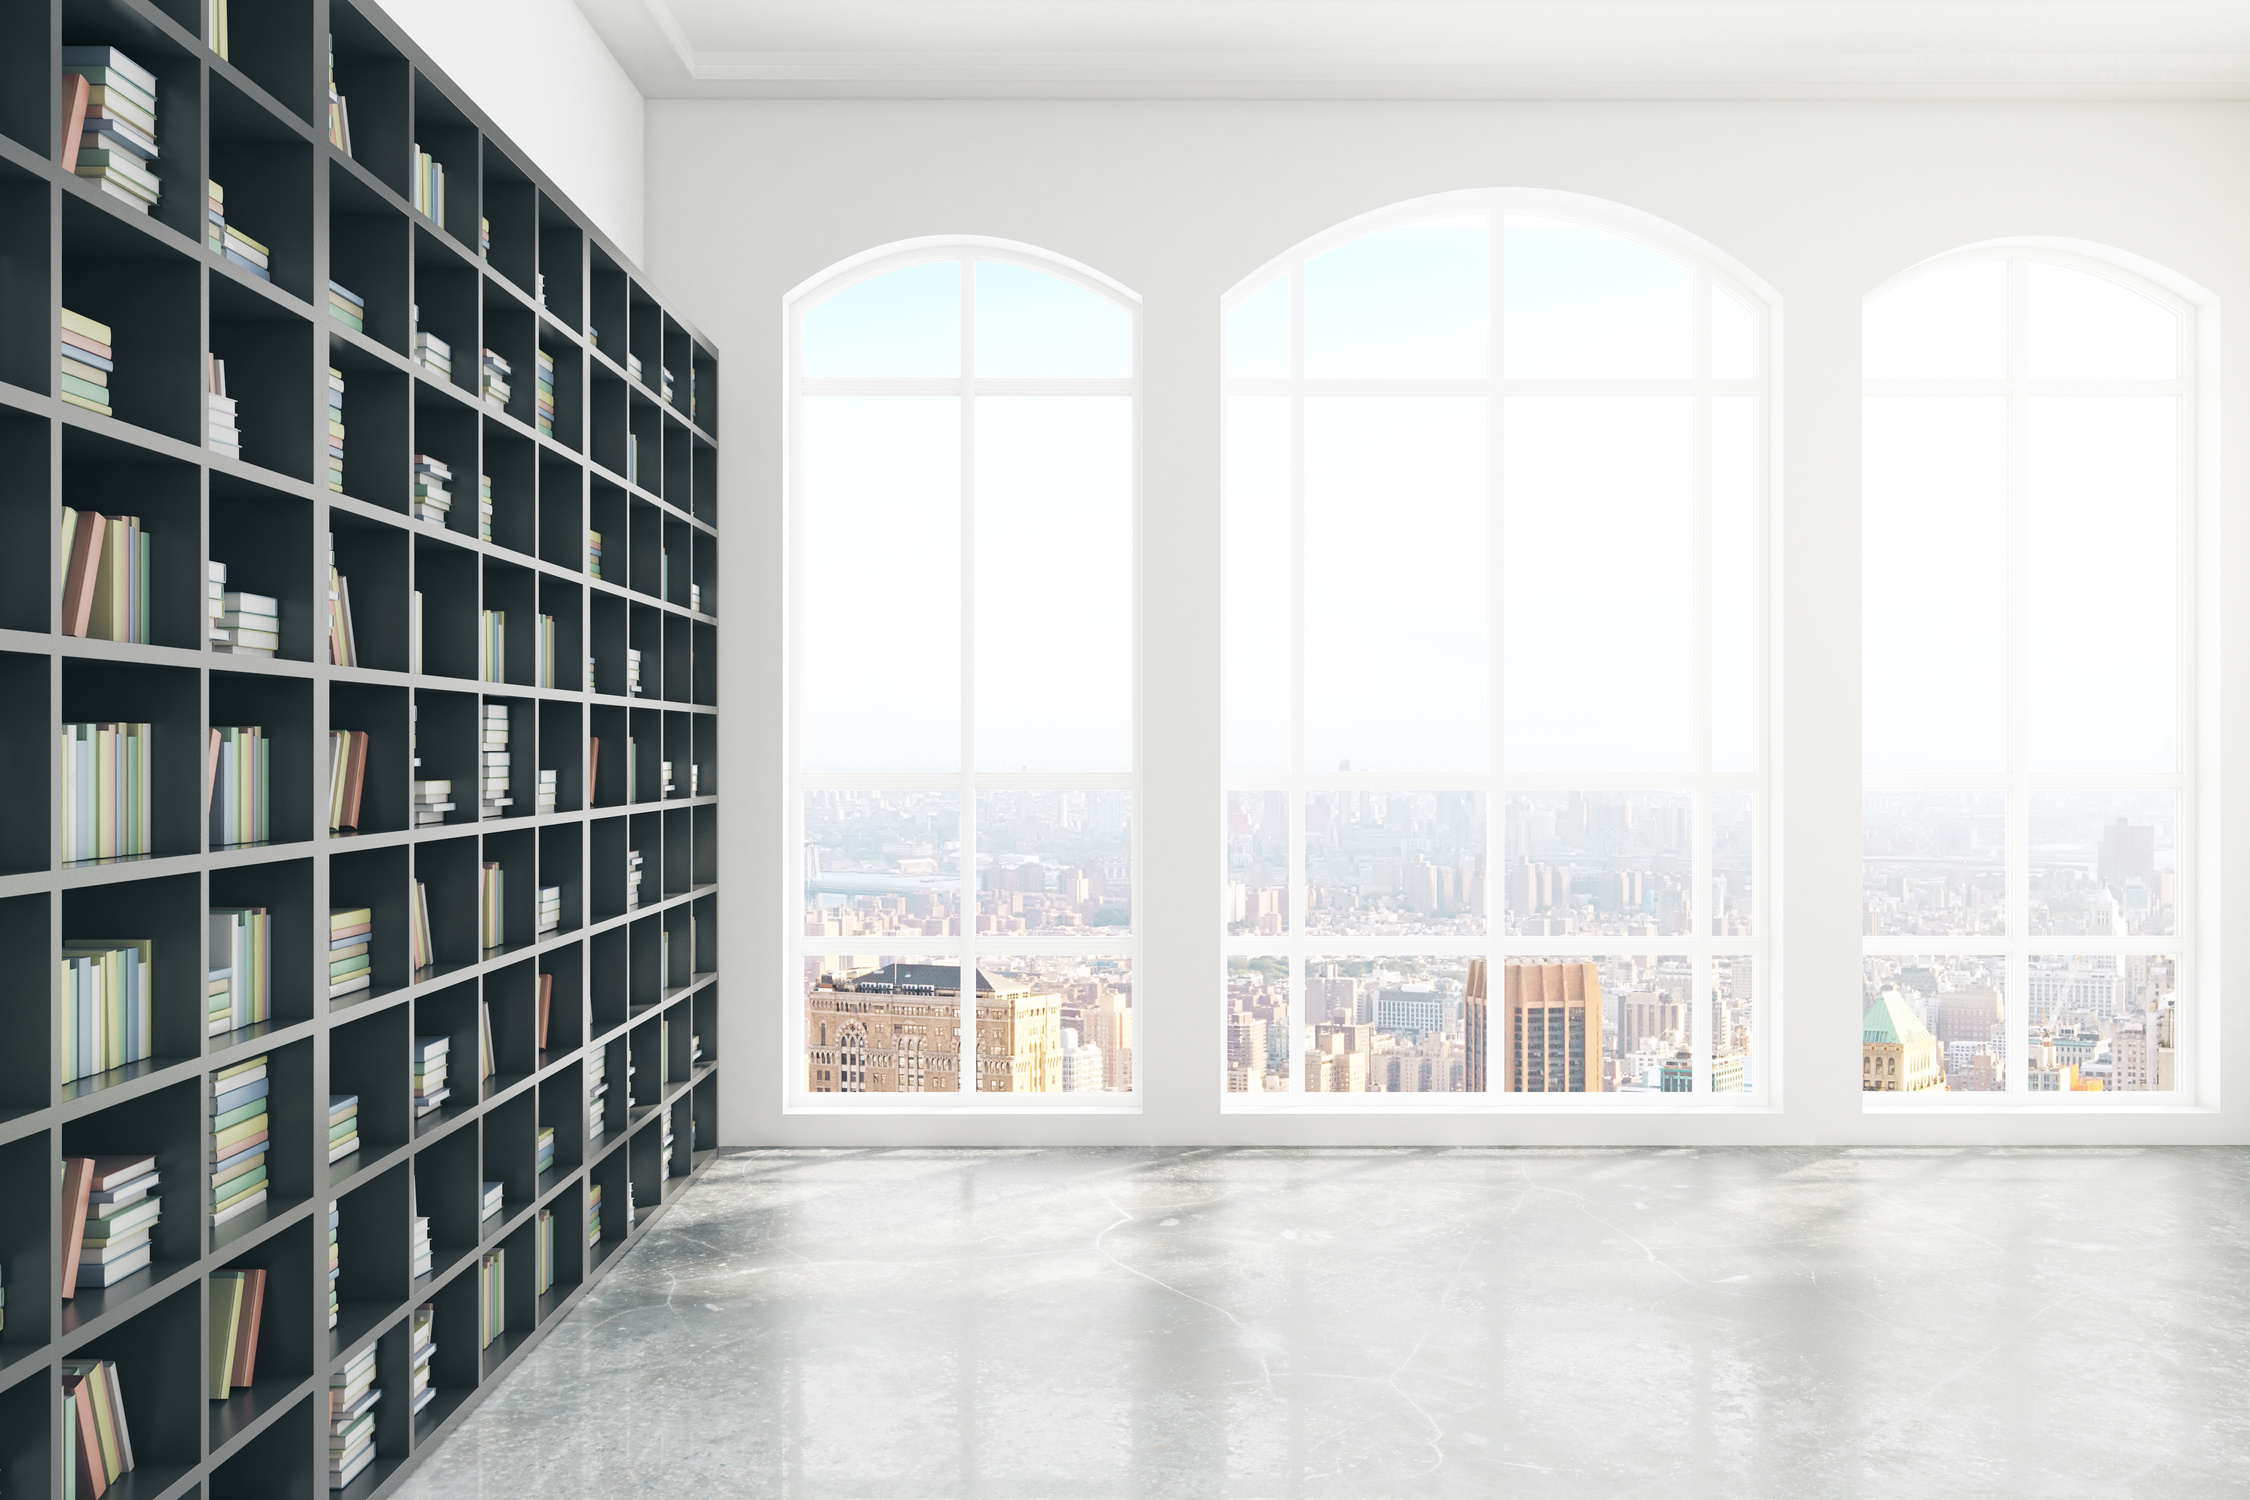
60, 372, 110, 404
213, 1097, 266, 1132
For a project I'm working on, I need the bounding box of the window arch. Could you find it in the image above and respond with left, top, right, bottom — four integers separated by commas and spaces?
1220, 189, 1774, 1106
1860, 241, 2211, 1101
788, 240, 1141, 1106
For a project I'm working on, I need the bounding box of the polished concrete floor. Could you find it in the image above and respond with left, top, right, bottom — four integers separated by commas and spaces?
393, 1147, 2250, 1498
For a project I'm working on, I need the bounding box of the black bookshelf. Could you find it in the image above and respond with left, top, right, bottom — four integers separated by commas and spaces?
0, 0, 721, 1495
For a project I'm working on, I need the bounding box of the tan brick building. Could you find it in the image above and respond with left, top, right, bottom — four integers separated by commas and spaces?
806, 963, 1061, 1093
1502, 960, 1604, 1092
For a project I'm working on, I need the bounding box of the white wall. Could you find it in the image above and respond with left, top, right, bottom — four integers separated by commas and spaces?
375, 0, 647, 264
642, 98, 2250, 1147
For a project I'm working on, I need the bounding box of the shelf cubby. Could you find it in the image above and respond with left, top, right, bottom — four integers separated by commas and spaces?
209, 70, 315, 304
211, 472, 318, 662
60, 661, 202, 859
331, 0, 413, 201
60, 427, 205, 650
0, 158, 52, 399
207, 1215, 316, 1450
537, 943, 583, 1063
535, 193, 582, 332
210, 671, 315, 847
329, 163, 413, 359
329, 842, 409, 1006
62, 1280, 202, 1485
483, 417, 537, 555
479, 142, 536, 298
330, 508, 411, 672
218, 0, 318, 128
330, 680, 408, 835
409, 71, 478, 253
210, 854, 317, 1033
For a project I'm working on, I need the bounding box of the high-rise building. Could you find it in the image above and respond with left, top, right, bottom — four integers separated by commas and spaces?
1226, 1013, 1267, 1076
1501, 961, 1602, 1092
2098, 817, 2157, 895
1465, 959, 1488, 1093
805, 963, 1062, 1093
1060, 1029, 1105, 1092
1935, 986, 2004, 1047
1305, 1023, 1371, 1092
1862, 989, 1945, 1092
1087, 983, 1133, 1091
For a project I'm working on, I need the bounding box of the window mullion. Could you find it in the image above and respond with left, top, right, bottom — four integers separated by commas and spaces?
1288, 263, 1307, 1095
958, 258, 978, 1096
1693, 268, 1715, 1092
2006, 256, 2032, 1097
1487, 206, 1508, 1095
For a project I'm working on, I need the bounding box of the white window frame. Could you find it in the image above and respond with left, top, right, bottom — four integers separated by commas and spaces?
1217, 187, 1781, 1112
1860, 238, 2220, 1111
782, 236, 1145, 1113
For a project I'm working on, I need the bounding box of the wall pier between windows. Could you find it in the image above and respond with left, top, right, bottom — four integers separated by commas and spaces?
651, 99, 2250, 1146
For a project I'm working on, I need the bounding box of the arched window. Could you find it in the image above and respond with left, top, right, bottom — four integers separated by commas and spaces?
1221, 190, 1772, 1105
1861, 243, 2209, 1100
789, 241, 1139, 1105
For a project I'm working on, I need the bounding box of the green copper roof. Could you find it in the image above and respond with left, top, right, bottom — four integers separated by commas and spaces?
1863, 989, 1935, 1045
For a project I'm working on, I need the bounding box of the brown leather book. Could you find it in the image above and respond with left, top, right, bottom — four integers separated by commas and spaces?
59, 1156, 95, 1300
230, 1267, 267, 1387
61, 509, 105, 638
60, 72, 90, 174
588, 737, 600, 799
538, 971, 553, 1050
205, 726, 221, 819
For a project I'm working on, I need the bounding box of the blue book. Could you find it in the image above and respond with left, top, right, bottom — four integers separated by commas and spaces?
212, 1077, 269, 1115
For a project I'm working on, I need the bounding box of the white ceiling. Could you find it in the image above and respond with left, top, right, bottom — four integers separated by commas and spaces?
568, 0, 2250, 99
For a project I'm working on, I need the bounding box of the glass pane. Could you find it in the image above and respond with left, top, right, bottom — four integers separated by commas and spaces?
1226, 276, 1290, 380
1864, 260, 2006, 380
1504, 397, 1694, 771
1712, 956, 1754, 1094
1711, 288, 1755, 379
805, 954, 961, 1095
2029, 955, 2175, 1092
802, 791, 961, 939
974, 396, 1133, 772
1304, 791, 1486, 937
800, 397, 960, 771
1862, 396, 2008, 773
1862, 955, 2004, 1093
975, 790, 1132, 937
1861, 791, 2006, 937
2027, 263, 2177, 380
1503, 218, 1692, 379
1223, 396, 1291, 774
803, 261, 960, 379
1503, 792, 1693, 937
1304, 219, 1487, 379
1226, 956, 1292, 1094
980, 955, 1132, 1093
1303, 397, 1487, 772
2029, 791, 2178, 937
1225, 790, 1290, 936
974, 262, 1131, 380
1713, 791, 1754, 936
1302, 955, 1481, 1093
1607, 955, 1695, 1092
1711, 395, 1757, 773
2026, 396, 2177, 773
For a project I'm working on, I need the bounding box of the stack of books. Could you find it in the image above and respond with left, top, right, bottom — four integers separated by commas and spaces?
411, 144, 445, 223
626, 648, 642, 696
586, 1183, 601, 1246
477, 1248, 504, 1349
207, 905, 270, 1035
217, 589, 277, 655
207, 727, 272, 845
691, 583, 701, 614
58, 940, 152, 1081
208, 561, 227, 646
536, 1125, 555, 1178
208, 0, 231, 59
326, 728, 369, 832
63, 47, 161, 212
413, 779, 453, 827
329, 907, 371, 1001
59, 722, 151, 862
537, 614, 557, 688
481, 705, 510, 817
207, 1267, 268, 1401
410, 880, 434, 971
587, 1050, 606, 1141
412, 453, 453, 524
212, 200, 270, 283
480, 610, 506, 682
625, 847, 644, 909
412, 1035, 450, 1117
691, 1031, 703, 1066
480, 1181, 502, 1226
588, 325, 599, 351
535, 1207, 553, 1294
326, 1203, 340, 1326
329, 1345, 379, 1488
626, 352, 642, 383
415, 326, 451, 382
481, 349, 511, 412
60, 509, 151, 643
661, 760, 675, 798
537, 769, 558, 815
479, 472, 494, 541
328, 281, 364, 334
587, 529, 602, 578
410, 1304, 436, 1413
64, 1155, 160, 1292
211, 1055, 271, 1227
538, 885, 560, 935
326, 365, 346, 491
60, 1355, 137, 1490
205, 178, 223, 250
625, 1051, 638, 1108
480, 862, 504, 950
327, 34, 352, 153
59, 308, 115, 417
410, 1219, 431, 1279
536, 349, 555, 436
691, 763, 700, 796
661, 1105, 674, 1163
661, 366, 674, 405
479, 215, 490, 259
329, 1093, 359, 1164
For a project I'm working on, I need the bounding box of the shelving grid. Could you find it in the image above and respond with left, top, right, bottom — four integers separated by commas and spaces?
0, 0, 721, 1494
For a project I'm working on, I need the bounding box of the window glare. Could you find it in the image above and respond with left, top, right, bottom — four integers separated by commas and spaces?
1865, 259, 2006, 380
1711, 289, 1756, 380
974, 261, 1132, 379
803, 260, 960, 379
2027, 263, 2177, 380
1504, 217, 1692, 379
1711, 395, 1757, 772
1223, 397, 1292, 774
1305, 221, 1488, 379
1227, 276, 1291, 379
